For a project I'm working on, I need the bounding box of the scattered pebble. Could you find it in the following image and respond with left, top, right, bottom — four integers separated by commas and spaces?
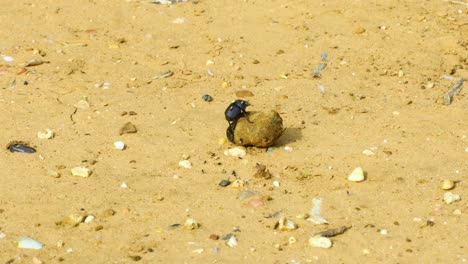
453, 209, 462, 215
218, 179, 231, 187
440, 179, 455, 190
60, 213, 87, 227
201, 94, 213, 102
227, 236, 238, 247
379, 229, 388, 235
284, 146, 293, 152
192, 248, 204, 254
114, 141, 126, 150
308, 236, 332, 249
184, 218, 201, 230
84, 215, 95, 224
254, 164, 272, 179
231, 179, 246, 188
247, 198, 264, 208
443, 192, 461, 204
71, 166, 92, 178
178, 159, 192, 169
362, 149, 375, 156
273, 181, 280, 187
7, 141, 36, 153
238, 190, 256, 200
224, 147, 247, 158
354, 27, 366, 34
0, 233, 6, 239
119, 122, 138, 135
17, 237, 43, 249
120, 182, 129, 188
274, 217, 298, 231
209, 234, 219, 240
347, 167, 365, 182
1, 55, 14, 62
47, 170, 60, 178
172, 17, 186, 24
37, 129, 54, 139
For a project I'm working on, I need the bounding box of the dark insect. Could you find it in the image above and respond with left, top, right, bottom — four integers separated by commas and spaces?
225, 100, 250, 143
7, 142, 36, 153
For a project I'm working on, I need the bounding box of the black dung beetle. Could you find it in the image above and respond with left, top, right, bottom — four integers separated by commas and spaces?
225, 99, 250, 143
225, 100, 249, 122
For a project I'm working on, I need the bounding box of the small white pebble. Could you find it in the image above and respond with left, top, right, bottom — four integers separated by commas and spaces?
413, 217, 422, 222
114, 141, 126, 150
362, 149, 375, 156
464, 147, 468, 152
206, 60, 214, 65
224, 147, 247, 158
444, 192, 461, 204
1, 55, 14, 62
66, 248, 73, 253
179, 160, 192, 169
362, 248, 370, 255
227, 236, 238, 247
392, 111, 400, 116
347, 167, 365, 182
37, 129, 54, 139
284, 146, 293, 152
172, 17, 185, 24
273, 181, 280, 187
0, 233, 6, 239
84, 215, 95, 223
379, 229, 388, 235
120, 182, 128, 188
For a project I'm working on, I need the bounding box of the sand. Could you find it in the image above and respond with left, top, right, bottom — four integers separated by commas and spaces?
0, 0, 467, 263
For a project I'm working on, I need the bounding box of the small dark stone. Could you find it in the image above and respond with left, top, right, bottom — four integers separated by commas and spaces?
221, 233, 233, 240
129, 111, 137, 115
6, 141, 36, 153
24, 80, 29, 85
129, 255, 142, 261
209, 234, 220, 240
201, 94, 213, 102
167, 223, 181, 230
219, 179, 231, 187
120, 122, 138, 135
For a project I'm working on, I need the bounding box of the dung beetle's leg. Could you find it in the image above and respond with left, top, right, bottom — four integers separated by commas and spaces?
226, 119, 237, 143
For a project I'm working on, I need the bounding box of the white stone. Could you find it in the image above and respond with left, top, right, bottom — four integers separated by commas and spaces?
114, 141, 126, 150
380, 229, 388, 235
308, 236, 332, 249
178, 159, 192, 169
362, 149, 375, 156
120, 182, 128, 188
347, 167, 365, 182
273, 181, 280, 187
37, 129, 54, 139
227, 236, 238, 247
444, 192, 461, 204
84, 215, 95, 223
17, 237, 43, 249
224, 147, 247, 158
71, 166, 92, 177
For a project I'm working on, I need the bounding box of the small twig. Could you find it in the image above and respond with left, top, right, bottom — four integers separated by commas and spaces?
443, 78, 465, 105
313, 226, 350, 238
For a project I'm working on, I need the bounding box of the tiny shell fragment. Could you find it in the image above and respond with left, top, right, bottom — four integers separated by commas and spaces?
17, 237, 43, 249
71, 166, 92, 177
309, 236, 332, 249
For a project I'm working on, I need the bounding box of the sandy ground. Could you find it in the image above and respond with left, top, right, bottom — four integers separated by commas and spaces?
0, 0, 467, 263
